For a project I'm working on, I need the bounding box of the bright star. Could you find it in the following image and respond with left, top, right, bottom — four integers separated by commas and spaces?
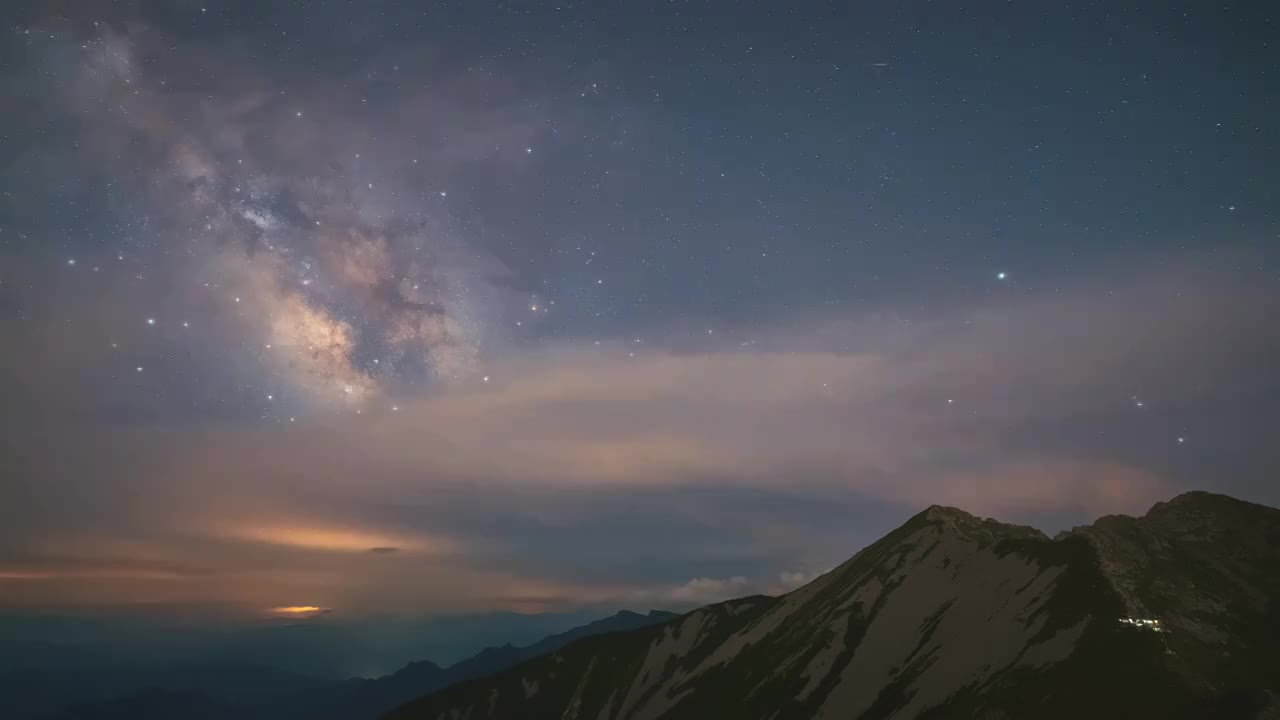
146, 318, 156, 326
997, 272, 1007, 280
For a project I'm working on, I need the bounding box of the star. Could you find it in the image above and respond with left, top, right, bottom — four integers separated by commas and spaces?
67, 258, 76, 266
482, 376, 490, 382
146, 318, 156, 326
1177, 437, 1186, 444
135, 366, 143, 372
997, 272, 1007, 280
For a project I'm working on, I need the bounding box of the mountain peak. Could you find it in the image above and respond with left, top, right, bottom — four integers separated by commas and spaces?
389, 491, 1279, 720
917, 503, 1046, 543
922, 503, 980, 521
1146, 489, 1271, 519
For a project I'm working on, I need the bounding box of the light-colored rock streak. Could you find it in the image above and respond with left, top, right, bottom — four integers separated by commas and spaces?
617, 610, 711, 720
817, 526, 1073, 718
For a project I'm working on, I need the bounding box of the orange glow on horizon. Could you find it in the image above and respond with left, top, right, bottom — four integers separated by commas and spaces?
271, 605, 324, 615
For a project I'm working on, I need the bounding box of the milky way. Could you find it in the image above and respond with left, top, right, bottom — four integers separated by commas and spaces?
18, 20, 524, 414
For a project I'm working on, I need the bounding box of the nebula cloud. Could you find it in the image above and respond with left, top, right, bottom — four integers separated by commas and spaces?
15, 21, 528, 412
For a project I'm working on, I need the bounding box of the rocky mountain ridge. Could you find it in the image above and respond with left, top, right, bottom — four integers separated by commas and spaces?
388, 491, 1280, 720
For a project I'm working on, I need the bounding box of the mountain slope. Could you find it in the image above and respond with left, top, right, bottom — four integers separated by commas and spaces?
293, 610, 679, 720
387, 491, 1280, 720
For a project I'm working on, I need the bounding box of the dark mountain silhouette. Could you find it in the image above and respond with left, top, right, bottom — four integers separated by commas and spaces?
288, 609, 679, 720
388, 491, 1280, 720
46, 689, 235, 720
5, 662, 327, 720
20, 609, 676, 720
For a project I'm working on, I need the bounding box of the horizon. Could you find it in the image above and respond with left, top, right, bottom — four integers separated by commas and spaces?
2, 0, 1277, 696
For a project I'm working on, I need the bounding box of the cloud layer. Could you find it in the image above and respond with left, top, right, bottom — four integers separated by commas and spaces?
3, 260, 1277, 615
2, 12, 1278, 623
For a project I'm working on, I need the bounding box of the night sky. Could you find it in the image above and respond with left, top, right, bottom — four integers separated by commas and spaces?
1, 0, 1278, 668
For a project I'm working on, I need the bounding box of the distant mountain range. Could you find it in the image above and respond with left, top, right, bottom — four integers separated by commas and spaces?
283, 609, 679, 720
15, 609, 677, 720
389, 491, 1280, 720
